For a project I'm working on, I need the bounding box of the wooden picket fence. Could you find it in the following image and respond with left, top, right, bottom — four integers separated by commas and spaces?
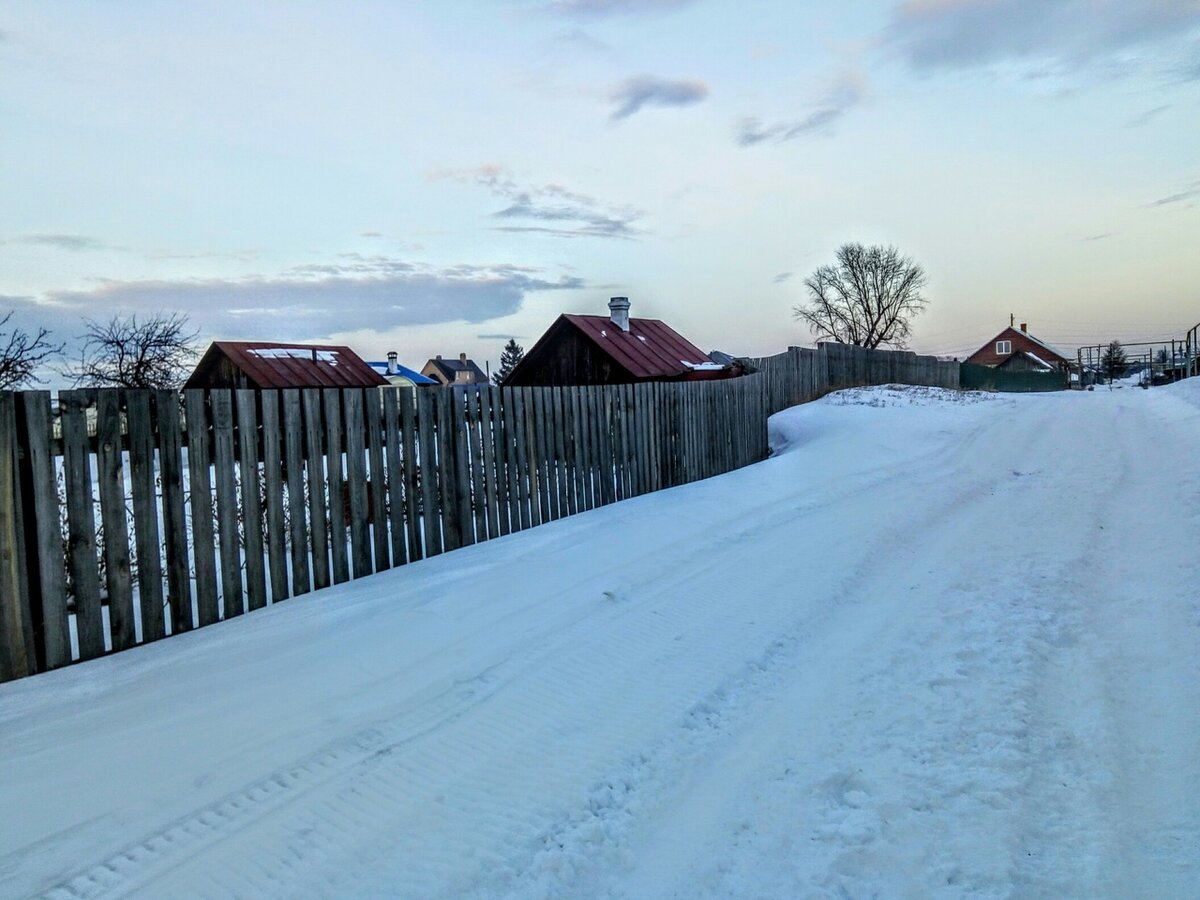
0, 342, 957, 684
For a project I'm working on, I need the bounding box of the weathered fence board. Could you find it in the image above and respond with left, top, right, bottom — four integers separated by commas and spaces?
282, 389, 311, 596
343, 389, 372, 577
466, 390, 488, 542
211, 390, 243, 620
95, 391, 135, 650
302, 389, 331, 591
382, 388, 408, 568
321, 389, 350, 585
260, 393, 289, 603
155, 391, 190, 632
235, 390, 268, 613
18, 393, 70, 668
480, 389, 502, 541
416, 388, 442, 556
0, 393, 32, 680
127, 391, 166, 641
398, 388, 424, 560
364, 389, 391, 570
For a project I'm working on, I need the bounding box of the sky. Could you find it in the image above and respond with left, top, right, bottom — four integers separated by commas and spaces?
2, 0, 1199, 378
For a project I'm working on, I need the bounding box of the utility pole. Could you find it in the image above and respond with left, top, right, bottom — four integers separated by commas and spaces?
1010, 313, 1014, 328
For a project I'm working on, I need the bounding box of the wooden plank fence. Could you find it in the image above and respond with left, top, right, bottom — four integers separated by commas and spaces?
0, 342, 957, 683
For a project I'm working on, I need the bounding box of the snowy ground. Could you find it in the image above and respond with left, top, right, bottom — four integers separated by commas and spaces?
2, 383, 1198, 899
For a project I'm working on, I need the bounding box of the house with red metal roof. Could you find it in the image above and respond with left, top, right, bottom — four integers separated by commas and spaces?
965, 323, 1072, 372
184, 341, 389, 390
503, 297, 740, 387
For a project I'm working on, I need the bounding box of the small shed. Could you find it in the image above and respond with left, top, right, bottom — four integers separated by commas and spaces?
184, 341, 389, 390
504, 297, 741, 387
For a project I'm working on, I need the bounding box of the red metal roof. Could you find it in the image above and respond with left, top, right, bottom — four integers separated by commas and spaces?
196, 341, 389, 389
562, 314, 711, 379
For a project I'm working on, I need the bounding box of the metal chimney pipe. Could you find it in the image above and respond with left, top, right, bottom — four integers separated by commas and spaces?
608, 296, 631, 332
387, 351, 398, 375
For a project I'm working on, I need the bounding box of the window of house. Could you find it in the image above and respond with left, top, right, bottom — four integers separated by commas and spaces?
996, 340, 1012, 354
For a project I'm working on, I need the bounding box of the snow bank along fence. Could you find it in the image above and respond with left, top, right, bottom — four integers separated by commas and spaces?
0, 378, 768, 681
749, 342, 959, 415
0, 342, 957, 684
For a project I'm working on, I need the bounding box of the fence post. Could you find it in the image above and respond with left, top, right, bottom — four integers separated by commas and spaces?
0, 392, 34, 682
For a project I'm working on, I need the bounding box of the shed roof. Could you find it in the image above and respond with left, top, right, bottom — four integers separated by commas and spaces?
187, 341, 388, 389
562, 314, 711, 379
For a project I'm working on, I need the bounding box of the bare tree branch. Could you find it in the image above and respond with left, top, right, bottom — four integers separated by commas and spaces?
66, 312, 200, 389
793, 243, 928, 349
0, 311, 63, 389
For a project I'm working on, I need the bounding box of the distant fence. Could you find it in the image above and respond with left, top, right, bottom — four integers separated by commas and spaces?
959, 362, 1067, 393
750, 342, 959, 414
0, 342, 958, 683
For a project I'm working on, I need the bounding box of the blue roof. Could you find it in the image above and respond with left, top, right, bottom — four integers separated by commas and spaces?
367, 362, 438, 385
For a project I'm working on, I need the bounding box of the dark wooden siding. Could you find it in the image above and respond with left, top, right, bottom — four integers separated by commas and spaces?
507, 322, 642, 387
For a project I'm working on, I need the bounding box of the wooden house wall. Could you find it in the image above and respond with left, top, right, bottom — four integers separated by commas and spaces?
507, 325, 628, 386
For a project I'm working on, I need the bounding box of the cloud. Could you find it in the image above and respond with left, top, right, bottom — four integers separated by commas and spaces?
609, 75, 708, 120
7, 233, 113, 251
1081, 232, 1114, 242
477, 333, 528, 340
19, 257, 584, 342
737, 73, 865, 146
884, 0, 1200, 77
772, 272, 792, 283
434, 165, 643, 238
553, 28, 610, 52
1149, 180, 1200, 208
542, 0, 695, 16
1128, 104, 1172, 127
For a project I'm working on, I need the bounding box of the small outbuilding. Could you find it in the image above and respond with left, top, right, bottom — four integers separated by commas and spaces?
184, 341, 389, 391
504, 297, 741, 387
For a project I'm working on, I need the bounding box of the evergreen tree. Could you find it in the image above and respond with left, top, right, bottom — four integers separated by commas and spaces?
1101, 340, 1127, 382
493, 338, 525, 385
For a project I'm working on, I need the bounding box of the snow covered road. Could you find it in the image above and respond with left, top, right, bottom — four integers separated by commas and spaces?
2, 383, 1198, 898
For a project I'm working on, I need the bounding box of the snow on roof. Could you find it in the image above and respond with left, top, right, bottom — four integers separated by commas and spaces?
1022, 351, 1054, 370
683, 360, 725, 371
251, 348, 339, 364
1018, 330, 1070, 362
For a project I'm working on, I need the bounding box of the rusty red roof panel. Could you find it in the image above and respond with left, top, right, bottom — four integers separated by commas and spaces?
562, 315, 710, 379
211, 341, 388, 389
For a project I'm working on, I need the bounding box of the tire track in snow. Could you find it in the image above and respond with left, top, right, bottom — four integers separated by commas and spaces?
31, 400, 1012, 899
598, 401, 1126, 897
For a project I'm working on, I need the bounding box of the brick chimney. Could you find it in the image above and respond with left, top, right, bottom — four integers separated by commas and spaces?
608, 296, 630, 332
386, 351, 398, 375
1020, 323, 1027, 333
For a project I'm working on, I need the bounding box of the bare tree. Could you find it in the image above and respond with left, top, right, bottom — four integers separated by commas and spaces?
69, 312, 199, 389
0, 311, 63, 389
793, 243, 928, 349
